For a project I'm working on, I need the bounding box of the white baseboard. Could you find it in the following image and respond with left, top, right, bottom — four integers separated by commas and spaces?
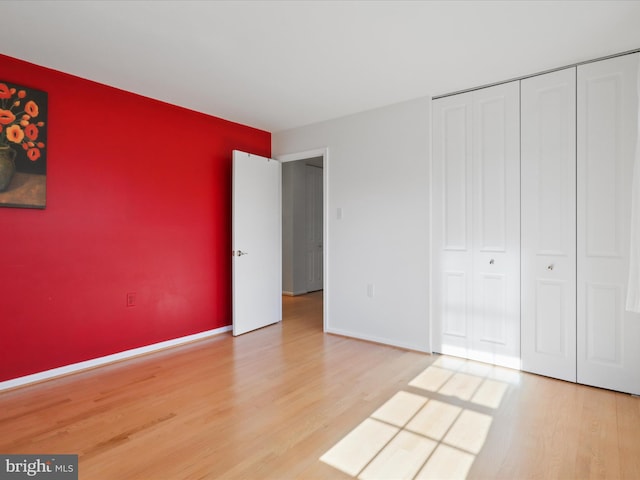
0, 325, 233, 392
325, 327, 429, 353
282, 290, 308, 296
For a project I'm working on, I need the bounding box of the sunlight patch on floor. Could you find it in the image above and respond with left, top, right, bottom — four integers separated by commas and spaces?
319, 418, 398, 477
360, 431, 437, 480
438, 372, 484, 401
409, 366, 454, 392
414, 444, 476, 480
406, 399, 462, 440
371, 391, 428, 427
471, 378, 509, 409
319, 355, 520, 479
442, 410, 493, 455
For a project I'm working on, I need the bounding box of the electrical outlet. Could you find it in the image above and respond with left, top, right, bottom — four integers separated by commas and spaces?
127, 292, 136, 307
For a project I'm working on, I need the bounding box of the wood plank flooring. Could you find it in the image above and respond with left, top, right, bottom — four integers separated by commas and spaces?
0, 291, 639, 479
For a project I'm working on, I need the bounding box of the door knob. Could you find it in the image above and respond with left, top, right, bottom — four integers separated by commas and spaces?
236, 250, 248, 256
547, 264, 554, 270
489, 259, 495, 265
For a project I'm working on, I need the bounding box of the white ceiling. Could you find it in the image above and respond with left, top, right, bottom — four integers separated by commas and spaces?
1, 0, 640, 132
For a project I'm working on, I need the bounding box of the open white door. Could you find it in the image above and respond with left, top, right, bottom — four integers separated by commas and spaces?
232, 150, 282, 336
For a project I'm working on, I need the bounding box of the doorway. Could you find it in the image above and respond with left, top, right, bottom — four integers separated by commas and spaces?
278, 148, 328, 331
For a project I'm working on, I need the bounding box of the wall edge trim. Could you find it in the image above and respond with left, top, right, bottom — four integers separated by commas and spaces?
325, 327, 430, 354
282, 290, 308, 297
0, 325, 233, 392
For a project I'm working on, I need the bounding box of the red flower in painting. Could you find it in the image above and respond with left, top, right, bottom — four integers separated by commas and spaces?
27, 147, 40, 161
25, 100, 39, 117
6, 124, 24, 143
0, 83, 10, 99
0, 109, 15, 125
25, 123, 38, 140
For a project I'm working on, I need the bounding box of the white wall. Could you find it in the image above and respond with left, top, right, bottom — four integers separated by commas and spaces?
273, 97, 431, 352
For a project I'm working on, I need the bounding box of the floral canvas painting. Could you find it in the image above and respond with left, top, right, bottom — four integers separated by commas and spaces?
0, 81, 48, 209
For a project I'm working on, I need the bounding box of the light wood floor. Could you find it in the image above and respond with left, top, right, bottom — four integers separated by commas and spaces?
1, 291, 639, 479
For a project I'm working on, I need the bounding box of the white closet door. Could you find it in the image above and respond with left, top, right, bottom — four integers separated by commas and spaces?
432, 92, 473, 359
577, 53, 640, 395
432, 82, 520, 369
521, 68, 577, 382
470, 82, 521, 369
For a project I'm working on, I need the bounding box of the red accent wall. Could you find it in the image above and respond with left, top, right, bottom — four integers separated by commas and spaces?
0, 54, 271, 382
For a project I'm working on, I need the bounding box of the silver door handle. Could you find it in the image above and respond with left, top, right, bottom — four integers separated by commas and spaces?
489, 259, 495, 265
547, 264, 554, 270
236, 250, 248, 256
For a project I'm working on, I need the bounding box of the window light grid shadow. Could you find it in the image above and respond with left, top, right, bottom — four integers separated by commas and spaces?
320, 356, 519, 479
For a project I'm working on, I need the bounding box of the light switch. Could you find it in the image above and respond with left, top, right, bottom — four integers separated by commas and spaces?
367, 284, 375, 298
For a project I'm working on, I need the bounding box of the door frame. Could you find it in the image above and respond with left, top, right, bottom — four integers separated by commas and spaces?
277, 148, 329, 333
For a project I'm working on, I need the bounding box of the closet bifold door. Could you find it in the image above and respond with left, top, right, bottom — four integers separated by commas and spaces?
577, 53, 640, 395
471, 83, 520, 369
432, 92, 473, 360
432, 82, 520, 369
521, 68, 577, 382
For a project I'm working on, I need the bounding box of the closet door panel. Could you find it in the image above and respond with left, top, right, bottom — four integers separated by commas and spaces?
432, 93, 473, 358
471, 81, 521, 369
442, 271, 469, 339
535, 280, 570, 353
585, 284, 622, 365
577, 53, 640, 395
475, 95, 507, 252
521, 68, 577, 382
